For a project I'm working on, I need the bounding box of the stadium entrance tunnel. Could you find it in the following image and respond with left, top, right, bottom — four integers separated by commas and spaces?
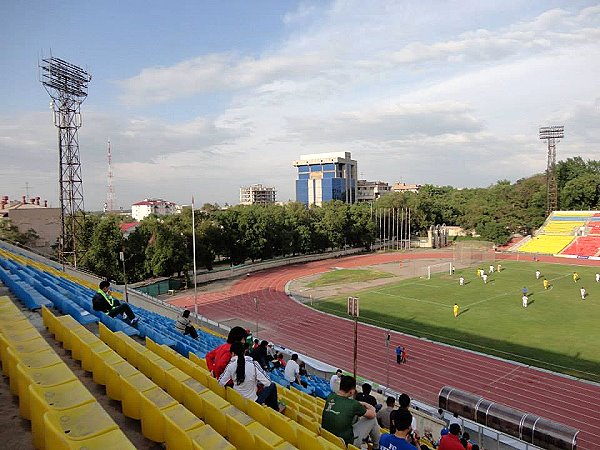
439, 386, 579, 450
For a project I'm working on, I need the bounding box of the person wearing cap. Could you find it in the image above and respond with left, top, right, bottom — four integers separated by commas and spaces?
330, 369, 342, 392
266, 342, 276, 360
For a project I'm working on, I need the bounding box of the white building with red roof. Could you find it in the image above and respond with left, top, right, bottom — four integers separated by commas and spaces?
131, 199, 181, 221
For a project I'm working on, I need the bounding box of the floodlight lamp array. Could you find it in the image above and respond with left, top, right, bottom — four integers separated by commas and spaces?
40, 57, 91, 99
539, 126, 564, 140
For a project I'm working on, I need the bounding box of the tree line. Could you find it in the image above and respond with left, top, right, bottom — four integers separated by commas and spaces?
3, 157, 596, 284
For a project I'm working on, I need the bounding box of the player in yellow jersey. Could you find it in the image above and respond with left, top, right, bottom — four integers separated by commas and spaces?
543, 278, 550, 290
573, 272, 579, 283
453, 303, 459, 318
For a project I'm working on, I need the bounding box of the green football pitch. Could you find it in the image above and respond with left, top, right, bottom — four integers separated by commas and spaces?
310, 260, 600, 382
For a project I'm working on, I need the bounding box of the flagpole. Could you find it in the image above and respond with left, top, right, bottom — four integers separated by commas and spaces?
191, 196, 199, 323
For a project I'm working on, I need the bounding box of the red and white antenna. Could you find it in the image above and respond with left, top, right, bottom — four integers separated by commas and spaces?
106, 139, 116, 212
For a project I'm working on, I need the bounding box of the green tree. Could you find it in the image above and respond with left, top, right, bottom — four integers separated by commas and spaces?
561, 174, 600, 210
79, 216, 122, 281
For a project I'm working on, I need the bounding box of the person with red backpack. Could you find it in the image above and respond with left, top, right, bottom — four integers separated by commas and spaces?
206, 326, 248, 378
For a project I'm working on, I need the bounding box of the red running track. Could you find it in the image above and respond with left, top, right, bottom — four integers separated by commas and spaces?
170, 251, 600, 449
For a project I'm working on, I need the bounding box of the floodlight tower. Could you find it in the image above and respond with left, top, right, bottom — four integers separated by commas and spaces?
539, 125, 564, 216
40, 56, 92, 267
106, 140, 116, 212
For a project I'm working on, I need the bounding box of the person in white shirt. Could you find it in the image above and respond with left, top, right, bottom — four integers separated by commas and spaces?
580, 287, 587, 300
330, 369, 342, 392
482, 273, 488, 284
535, 270, 541, 280
595, 273, 599, 283
489, 265, 494, 273
459, 276, 465, 286
522, 294, 528, 308
219, 341, 282, 411
285, 353, 301, 385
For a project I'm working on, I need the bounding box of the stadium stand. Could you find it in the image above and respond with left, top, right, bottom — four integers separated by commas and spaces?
0, 244, 364, 449
561, 236, 600, 257
516, 235, 574, 254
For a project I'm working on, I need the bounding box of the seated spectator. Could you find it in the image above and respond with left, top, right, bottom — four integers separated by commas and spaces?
460, 431, 472, 450
437, 408, 445, 421
396, 393, 417, 436
330, 369, 342, 392
250, 340, 270, 370
379, 408, 417, 449
356, 383, 379, 409
252, 338, 260, 350
438, 423, 463, 450
205, 326, 248, 378
219, 342, 284, 412
92, 281, 138, 326
321, 375, 380, 449
285, 354, 308, 388
174, 309, 198, 339
376, 396, 395, 429
272, 352, 286, 369
266, 342, 276, 360
299, 361, 308, 377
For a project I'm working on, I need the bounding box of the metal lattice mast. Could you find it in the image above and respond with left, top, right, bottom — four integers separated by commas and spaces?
539, 126, 564, 216
40, 56, 91, 268
106, 140, 116, 212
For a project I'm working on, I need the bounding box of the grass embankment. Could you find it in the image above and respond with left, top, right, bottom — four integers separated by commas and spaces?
307, 269, 394, 288
311, 261, 600, 382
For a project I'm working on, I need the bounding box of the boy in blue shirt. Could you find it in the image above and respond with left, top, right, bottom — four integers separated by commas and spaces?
380, 408, 418, 450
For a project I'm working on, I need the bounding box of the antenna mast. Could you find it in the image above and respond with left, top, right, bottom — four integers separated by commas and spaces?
106, 140, 116, 212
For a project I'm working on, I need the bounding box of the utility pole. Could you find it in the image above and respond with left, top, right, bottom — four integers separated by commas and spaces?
347, 296, 359, 378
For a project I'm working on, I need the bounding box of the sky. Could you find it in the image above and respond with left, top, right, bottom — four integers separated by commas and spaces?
1, 0, 599, 210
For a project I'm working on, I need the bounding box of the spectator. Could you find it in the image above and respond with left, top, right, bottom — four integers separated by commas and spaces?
379, 408, 417, 450
267, 342, 276, 360
174, 309, 198, 339
471, 445, 480, 450
356, 383, 378, 408
330, 369, 342, 392
401, 346, 408, 363
298, 361, 308, 377
437, 408, 445, 421
205, 326, 248, 378
250, 340, 270, 370
448, 412, 461, 427
460, 431, 472, 450
322, 375, 380, 448
218, 342, 283, 412
285, 354, 307, 387
438, 423, 463, 450
396, 394, 417, 433
376, 396, 396, 429
272, 352, 286, 369
252, 338, 260, 350
92, 281, 138, 326
245, 329, 253, 348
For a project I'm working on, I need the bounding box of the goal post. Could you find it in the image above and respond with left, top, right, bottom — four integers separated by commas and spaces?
426, 262, 453, 280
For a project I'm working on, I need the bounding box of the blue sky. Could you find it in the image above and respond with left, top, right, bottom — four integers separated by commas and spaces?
1, 1, 599, 210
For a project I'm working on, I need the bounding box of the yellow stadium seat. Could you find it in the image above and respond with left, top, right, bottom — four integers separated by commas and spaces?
269, 408, 299, 445
143, 356, 175, 387
226, 385, 248, 412
246, 420, 285, 447
189, 423, 235, 450
16, 361, 77, 420
43, 401, 119, 450
320, 428, 346, 448
29, 379, 96, 450
120, 372, 157, 420
256, 435, 299, 450
296, 411, 320, 434
105, 360, 139, 401
80, 340, 111, 372
139, 387, 179, 442
69, 329, 101, 362
164, 366, 191, 402
45, 427, 136, 450
190, 353, 209, 370
246, 398, 271, 426
296, 426, 320, 450
201, 393, 229, 436
163, 404, 205, 450
7, 347, 63, 395
207, 374, 227, 398
226, 414, 255, 450
181, 378, 210, 417
222, 403, 254, 426
54, 315, 80, 348
91, 349, 124, 385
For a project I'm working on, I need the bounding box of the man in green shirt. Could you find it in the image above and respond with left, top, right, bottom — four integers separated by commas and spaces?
322, 375, 380, 448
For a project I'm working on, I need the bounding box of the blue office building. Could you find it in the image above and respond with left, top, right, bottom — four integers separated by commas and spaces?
293, 152, 358, 207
